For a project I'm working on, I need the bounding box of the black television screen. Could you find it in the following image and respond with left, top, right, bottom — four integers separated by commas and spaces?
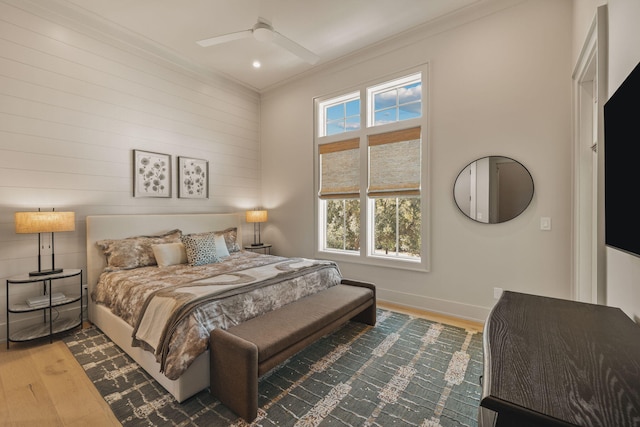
604, 61, 640, 257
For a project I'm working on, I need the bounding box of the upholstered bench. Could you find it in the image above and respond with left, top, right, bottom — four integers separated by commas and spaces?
209, 279, 376, 421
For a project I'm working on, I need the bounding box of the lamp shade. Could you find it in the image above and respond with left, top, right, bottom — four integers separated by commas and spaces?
245, 210, 268, 223
15, 211, 76, 234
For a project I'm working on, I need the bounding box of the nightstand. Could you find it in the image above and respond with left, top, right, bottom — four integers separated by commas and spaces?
244, 244, 272, 255
6, 269, 83, 348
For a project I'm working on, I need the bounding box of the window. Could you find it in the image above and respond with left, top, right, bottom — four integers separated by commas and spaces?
368, 127, 421, 259
372, 197, 421, 257
316, 70, 427, 268
368, 73, 422, 126
325, 199, 360, 251
318, 138, 361, 252
318, 92, 360, 137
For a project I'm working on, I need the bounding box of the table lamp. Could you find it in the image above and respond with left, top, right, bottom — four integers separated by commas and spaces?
245, 210, 267, 246
15, 210, 76, 276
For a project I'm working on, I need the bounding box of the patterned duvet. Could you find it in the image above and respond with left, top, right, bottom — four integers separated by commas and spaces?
92, 251, 342, 380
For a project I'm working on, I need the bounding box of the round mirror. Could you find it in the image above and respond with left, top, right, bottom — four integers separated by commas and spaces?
453, 156, 534, 224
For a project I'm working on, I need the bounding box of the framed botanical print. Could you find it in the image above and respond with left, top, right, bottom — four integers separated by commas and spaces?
178, 156, 209, 199
133, 150, 171, 197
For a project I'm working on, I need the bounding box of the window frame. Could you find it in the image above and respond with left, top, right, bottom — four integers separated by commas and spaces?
314, 66, 430, 272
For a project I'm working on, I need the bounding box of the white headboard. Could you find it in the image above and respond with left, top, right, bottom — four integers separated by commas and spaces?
86, 213, 242, 291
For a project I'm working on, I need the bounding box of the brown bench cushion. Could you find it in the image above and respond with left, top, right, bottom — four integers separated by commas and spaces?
226, 284, 373, 363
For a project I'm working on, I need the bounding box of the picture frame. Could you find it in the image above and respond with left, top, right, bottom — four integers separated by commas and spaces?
178, 156, 209, 199
133, 150, 171, 198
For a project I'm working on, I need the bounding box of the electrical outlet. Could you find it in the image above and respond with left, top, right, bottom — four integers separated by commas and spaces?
493, 287, 503, 299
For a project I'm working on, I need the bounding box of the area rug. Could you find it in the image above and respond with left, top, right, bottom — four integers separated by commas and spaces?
63, 310, 483, 427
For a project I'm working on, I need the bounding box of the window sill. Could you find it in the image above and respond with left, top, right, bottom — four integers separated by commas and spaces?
315, 250, 429, 273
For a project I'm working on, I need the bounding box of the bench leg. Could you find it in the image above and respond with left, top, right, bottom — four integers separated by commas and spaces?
210, 329, 259, 422
351, 302, 376, 325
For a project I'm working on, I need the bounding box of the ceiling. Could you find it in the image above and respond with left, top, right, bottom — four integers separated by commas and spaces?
54, 0, 481, 92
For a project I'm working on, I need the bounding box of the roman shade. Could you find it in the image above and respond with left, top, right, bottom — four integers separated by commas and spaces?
318, 138, 360, 199
368, 126, 421, 197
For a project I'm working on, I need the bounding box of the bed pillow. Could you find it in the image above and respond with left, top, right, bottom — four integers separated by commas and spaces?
96, 229, 182, 271
182, 232, 220, 266
152, 242, 188, 267
214, 233, 230, 258
216, 227, 240, 253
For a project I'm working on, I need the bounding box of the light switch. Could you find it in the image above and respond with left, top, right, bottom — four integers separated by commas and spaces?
540, 217, 551, 231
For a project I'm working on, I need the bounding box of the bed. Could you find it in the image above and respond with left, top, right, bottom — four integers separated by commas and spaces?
85, 213, 347, 403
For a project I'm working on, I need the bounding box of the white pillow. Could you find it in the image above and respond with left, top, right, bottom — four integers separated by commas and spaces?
152, 242, 188, 267
214, 233, 230, 258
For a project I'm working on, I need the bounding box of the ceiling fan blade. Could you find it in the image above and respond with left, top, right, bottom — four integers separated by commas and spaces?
271, 31, 319, 64
196, 29, 252, 47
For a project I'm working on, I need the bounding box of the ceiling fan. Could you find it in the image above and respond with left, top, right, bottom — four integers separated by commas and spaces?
196, 18, 319, 65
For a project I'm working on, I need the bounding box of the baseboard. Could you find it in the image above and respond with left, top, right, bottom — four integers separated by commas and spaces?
376, 288, 490, 325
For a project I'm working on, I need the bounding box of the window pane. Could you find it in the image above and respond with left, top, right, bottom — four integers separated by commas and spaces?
374, 89, 397, 110
398, 197, 421, 257
373, 197, 420, 258
344, 199, 360, 251
373, 198, 397, 255
374, 108, 397, 126
398, 82, 421, 104
346, 99, 360, 117
345, 116, 360, 132
326, 104, 344, 121
325, 199, 345, 250
399, 102, 421, 120
326, 120, 345, 136
325, 199, 360, 251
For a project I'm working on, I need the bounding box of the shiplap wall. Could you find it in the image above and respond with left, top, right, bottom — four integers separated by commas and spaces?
0, 1, 261, 340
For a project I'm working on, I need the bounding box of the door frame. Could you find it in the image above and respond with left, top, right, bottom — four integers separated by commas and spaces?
571, 5, 607, 304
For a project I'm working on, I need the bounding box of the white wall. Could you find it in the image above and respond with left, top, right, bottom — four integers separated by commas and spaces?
603, 0, 640, 322
0, 1, 261, 339
261, 0, 574, 322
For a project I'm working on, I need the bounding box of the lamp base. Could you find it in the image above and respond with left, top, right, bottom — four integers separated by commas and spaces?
251, 243, 264, 247
29, 268, 63, 277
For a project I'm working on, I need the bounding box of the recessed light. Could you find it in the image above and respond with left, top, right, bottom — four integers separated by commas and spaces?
252, 60, 261, 69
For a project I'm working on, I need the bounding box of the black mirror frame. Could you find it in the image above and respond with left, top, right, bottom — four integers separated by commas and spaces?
453, 156, 534, 224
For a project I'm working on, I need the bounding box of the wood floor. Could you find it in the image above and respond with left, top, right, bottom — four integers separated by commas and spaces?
0, 332, 120, 426
0, 304, 483, 426
378, 301, 484, 332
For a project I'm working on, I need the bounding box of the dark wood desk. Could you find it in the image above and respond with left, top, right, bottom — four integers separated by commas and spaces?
480, 291, 640, 427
